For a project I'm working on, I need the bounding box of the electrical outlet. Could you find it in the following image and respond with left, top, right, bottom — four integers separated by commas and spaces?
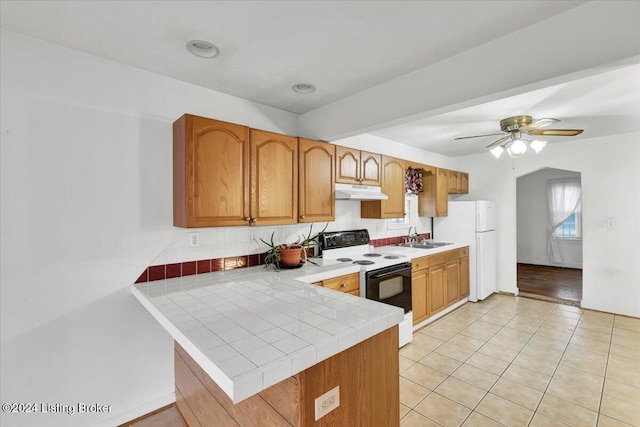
314, 386, 339, 420
189, 232, 200, 247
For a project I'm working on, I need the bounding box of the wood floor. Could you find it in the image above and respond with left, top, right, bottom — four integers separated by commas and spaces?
517, 263, 582, 303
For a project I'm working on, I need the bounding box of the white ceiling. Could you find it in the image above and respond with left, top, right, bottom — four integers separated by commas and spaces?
370, 63, 640, 157
1, 0, 639, 157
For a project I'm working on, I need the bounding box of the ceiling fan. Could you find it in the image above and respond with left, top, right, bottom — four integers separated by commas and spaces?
455, 115, 583, 158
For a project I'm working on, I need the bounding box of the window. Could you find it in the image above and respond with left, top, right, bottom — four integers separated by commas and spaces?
387, 195, 414, 229
556, 211, 580, 238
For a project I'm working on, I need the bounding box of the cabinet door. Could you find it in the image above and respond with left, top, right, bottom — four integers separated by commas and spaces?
412, 270, 428, 325
298, 139, 335, 223
458, 173, 469, 194
173, 114, 250, 227
250, 129, 298, 225
447, 170, 459, 194
428, 265, 446, 315
335, 146, 360, 184
361, 156, 406, 219
436, 168, 449, 217
459, 256, 470, 299
445, 260, 459, 306
417, 167, 448, 218
360, 151, 382, 185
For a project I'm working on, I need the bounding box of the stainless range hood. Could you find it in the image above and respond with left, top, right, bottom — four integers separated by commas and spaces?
335, 183, 388, 200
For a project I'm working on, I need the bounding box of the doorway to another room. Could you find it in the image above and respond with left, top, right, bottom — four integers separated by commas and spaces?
516, 168, 583, 305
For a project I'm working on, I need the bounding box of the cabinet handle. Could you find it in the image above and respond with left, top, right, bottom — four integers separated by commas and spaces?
244, 217, 251, 221
251, 218, 257, 222
300, 215, 306, 219
340, 282, 346, 288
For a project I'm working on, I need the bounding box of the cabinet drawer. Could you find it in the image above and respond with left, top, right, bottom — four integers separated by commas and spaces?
412, 249, 461, 271
318, 272, 360, 293
458, 246, 469, 257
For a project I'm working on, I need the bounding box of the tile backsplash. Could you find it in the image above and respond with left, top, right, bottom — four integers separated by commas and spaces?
138, 198, 432, 283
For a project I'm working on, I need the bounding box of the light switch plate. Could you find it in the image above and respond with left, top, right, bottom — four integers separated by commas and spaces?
314, 385, 340, 420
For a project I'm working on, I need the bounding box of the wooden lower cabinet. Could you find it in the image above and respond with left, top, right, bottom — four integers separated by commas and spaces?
428, 265, 446, 316
411, 270, 428, 325
445, 260, 459, 306
312, 272, 359, 294
174, 326, 399, 426
459, 255, 470, 298
411, 247, 469, 325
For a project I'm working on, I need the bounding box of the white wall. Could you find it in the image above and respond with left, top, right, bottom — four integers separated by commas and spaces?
517, 168, 583, 268
453, 133, 640, 318
0, 30, 299, 427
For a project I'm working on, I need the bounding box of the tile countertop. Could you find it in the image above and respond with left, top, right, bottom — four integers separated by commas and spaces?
132, 260, 403, 403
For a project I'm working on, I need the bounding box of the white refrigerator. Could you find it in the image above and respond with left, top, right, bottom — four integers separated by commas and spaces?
433, 201, 497, 302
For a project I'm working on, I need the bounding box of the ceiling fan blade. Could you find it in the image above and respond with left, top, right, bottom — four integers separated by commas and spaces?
529, 129, 584, 136
485, 135, 511, 148
523, 118, 560, 131
454, 132, 505, 140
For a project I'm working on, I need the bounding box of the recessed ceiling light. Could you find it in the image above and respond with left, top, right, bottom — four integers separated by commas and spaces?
186, 40, 220, 58
292, 83, 316, 94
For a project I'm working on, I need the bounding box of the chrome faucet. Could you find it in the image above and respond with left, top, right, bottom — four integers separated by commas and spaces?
407, 226, 420, 242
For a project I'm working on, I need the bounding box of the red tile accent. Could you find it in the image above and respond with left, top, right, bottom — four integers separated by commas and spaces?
166, 263, 181, 279
135, 269, 148, 283
196, 259, 211, 274
148, 265, 165, 281
248, 254, 260, 267
211, 258, 224, 272
182, 261, 196, 276
236, 256, 248, 268
224, 257, 237, 270
258, 252, 267, 265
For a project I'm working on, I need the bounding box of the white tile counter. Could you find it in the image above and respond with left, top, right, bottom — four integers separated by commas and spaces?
132, 261, 403, 403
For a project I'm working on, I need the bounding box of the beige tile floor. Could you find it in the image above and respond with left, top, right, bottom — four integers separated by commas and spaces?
399, 294, 640, 427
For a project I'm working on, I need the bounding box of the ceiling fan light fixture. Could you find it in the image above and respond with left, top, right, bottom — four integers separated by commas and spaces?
530, 139, 547, 153
507, 138, 528, 158
490, 146, 504, 159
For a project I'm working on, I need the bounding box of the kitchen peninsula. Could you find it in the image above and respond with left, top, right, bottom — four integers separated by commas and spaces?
133, 262, 403, 426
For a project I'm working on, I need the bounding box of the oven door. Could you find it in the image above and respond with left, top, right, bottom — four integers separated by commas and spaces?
365, 262, 412, 313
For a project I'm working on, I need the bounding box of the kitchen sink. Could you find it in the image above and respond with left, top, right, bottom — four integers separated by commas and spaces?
396, 241, 454, 249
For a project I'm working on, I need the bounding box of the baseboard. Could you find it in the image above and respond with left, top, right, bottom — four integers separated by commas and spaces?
92, 392, 175, 427
517, 260, 582, 269
413, 299, 467, 332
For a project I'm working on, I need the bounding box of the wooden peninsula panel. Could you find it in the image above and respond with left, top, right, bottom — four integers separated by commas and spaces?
174, 325, 399, 426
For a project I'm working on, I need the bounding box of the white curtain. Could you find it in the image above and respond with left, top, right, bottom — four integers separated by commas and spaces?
547, 178, 582, 263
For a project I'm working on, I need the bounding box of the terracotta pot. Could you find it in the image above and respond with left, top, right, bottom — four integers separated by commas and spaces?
278, 247, 303, 266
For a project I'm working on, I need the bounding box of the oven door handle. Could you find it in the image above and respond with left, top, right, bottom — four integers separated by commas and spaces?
370, 268, 411, 279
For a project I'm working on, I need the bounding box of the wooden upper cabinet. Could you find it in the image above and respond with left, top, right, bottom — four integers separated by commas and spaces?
298, 138, 335, 223
335, 146, 381, 185
447, 170, 459, 193
360, 151, 382, 185
447, 170, 469, 194
418, 167, 448, 217
173, 114, 250, 227
250, 129, 298, 226
458, 172, 469, 194
361, 156, 406, 219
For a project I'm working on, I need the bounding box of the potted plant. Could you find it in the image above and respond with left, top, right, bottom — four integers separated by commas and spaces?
259, 223, 328, 270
